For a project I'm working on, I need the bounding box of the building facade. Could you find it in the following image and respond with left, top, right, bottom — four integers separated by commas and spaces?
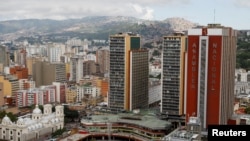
19, 79, 36, 90
48, 43, 65, 63
0, 104, 64, 141
82, 60, 100, 77
0, 74, 19, 106
33, 61, 66, 87
0, 46, 10, 73
69, 56, 85, 82
161, 33, 187, 120
148, 78, 161, 107
96, 48, 110, 74
185, 24, 237, 129
109, 33, 148, 111
9, 66, 29, 79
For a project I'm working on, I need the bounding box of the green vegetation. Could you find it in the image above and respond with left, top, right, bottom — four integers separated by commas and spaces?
64, 106, 79, 123
0, 111, 18, 122
83, 82, 92, 86
51, 127, 66, 138
245, 106, 250, 114
236, 37, 250, 70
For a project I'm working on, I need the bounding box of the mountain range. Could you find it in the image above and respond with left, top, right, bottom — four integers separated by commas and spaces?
0, 16, 199, 42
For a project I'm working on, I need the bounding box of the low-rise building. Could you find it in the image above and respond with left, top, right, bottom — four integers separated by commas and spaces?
80, 110, 172, 141
0, 104, 64, 141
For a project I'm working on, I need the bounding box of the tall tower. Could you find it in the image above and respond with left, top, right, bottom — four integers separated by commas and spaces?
109, 33, 148, 111
15, 48, 27, 67
69, 56, 85, 83
96, 48, 110, 75
161, 32, 187, 121
185, 24, 237, 129
0, 46, 9, 73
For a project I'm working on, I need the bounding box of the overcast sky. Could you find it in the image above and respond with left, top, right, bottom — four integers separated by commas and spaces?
0, 0, 249, 29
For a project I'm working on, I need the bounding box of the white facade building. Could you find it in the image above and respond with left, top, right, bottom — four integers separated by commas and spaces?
26, 45, 47, 57
86, 53, 96, 62
148, 79, 162, 105
0, 104, 64, 141
76, 85, 100, 102
69, 56, 86, 82
149, 63, 162, 74
235, 69, 248, 82
48, 43, 65, 63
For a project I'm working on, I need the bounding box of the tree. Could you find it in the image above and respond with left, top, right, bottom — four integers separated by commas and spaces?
64, 106, 79, 122
7, 112, 18, 122
51, 128, 66, 138
0, 111, 18, 122
245, 107, 250, 114
0, 111, 6, 119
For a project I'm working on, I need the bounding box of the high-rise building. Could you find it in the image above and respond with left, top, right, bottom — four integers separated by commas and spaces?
96, 48, 110, 75
48, 43, 65, 63
14, 48, 27, 67
32, 61, 66, 87
185, 24, 237, 129
69, 56, 85, 82
83, 60, 100, 77
109, 33, 148, 111
161, 32, 187, 121
26, 56, 44, 76
0, 46, 10, 73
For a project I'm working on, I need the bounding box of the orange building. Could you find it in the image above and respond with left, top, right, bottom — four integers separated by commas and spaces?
101, 79, 108, 97
10, 66, 28, 79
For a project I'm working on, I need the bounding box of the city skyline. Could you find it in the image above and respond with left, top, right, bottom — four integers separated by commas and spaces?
0, 0, 249, 30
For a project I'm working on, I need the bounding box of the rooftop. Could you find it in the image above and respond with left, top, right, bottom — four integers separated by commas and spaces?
81, 110, 171, 130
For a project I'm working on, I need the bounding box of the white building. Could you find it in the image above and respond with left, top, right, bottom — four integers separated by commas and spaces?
149, 63, 161, 74
234, 82, 249, 95
48, 43, 65, 63
148, 78, 161, 106
76, 85, 100, 102
26, 45, 47, 57
0, 104, 64, 141
235, 68, 249, 82
86, 53, 96, 62
66, 38, 82, 46
247, 31, 250, 36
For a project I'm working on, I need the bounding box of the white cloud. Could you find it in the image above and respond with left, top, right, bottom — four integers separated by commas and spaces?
130, 4, 154, 20
0, 0, 190, 21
